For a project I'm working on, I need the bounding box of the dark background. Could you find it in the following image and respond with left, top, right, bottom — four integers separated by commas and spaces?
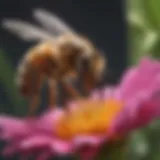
0, 0, 126, 159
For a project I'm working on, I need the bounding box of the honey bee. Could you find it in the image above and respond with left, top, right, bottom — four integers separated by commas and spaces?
2, 8, 106, 115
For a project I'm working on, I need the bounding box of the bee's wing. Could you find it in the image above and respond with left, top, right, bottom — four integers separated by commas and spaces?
2, 19, 55, 42
33, 8, 76, 36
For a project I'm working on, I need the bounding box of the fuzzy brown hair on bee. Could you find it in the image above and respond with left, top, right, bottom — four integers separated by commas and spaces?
15, 40, 83, 115
81, 50, 106, 94
2, 8, 106, 116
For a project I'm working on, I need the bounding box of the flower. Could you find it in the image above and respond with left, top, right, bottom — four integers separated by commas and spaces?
0, 57, 160, 159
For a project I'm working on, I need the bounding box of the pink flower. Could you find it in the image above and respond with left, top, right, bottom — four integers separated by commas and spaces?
109, 57, 160, 136
0, 57, 160, 160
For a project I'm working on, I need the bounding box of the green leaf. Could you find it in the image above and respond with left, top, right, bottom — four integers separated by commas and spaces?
144, 0, 160, 30
127, 0, 152, 30
128, 28, 159, 64
127, 0, 160, 64
0, 50, 25, 115
127, 131, 149, 160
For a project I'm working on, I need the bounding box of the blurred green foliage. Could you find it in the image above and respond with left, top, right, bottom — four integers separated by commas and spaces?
0, 50, 26, 115
128, 0, 160, 160
128, 0, 160, 64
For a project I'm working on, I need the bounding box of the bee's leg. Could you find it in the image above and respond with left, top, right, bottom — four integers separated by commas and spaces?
27, 74, 44, 117
82, 72, 96, 95
28, 92, 40, 117
48, 79, 57, 108
61, 79, 81, 100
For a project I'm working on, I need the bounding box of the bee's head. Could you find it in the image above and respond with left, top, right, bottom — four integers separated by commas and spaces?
80, 49, 106, 87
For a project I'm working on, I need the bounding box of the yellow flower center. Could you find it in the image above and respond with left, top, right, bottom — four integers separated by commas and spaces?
55, 99, 124, 139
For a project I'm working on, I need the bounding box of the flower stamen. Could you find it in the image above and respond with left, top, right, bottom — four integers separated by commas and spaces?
55, 99, 124, 139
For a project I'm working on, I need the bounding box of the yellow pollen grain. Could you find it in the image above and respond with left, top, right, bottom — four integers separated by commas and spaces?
55, 99, 123, 139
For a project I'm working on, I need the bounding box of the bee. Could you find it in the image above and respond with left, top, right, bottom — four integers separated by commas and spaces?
2, 8, 106, 115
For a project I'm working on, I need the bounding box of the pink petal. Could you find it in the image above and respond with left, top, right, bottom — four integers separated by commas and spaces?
20, 135, 53, 149
0, 115, 30, 140
51, 139, 73, 154
119, 57, 160, 101
34, 108, 64, 134
20, 135, 72, 154
73, 135, 105, 147
107, 57, 160, 137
